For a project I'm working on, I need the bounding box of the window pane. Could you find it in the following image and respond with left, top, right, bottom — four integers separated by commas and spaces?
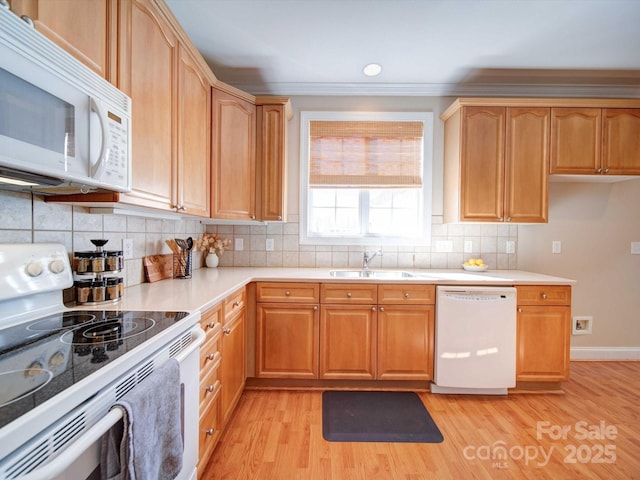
311, 189, 336, 207
369, 189, 393, 208
335, 189, 359, 208
369, 208, 393, 234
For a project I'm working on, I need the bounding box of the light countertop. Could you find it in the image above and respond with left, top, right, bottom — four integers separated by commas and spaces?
114, 267, 575, 314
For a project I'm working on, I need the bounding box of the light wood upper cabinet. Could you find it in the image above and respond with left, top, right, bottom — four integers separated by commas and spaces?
9, 0, 118, 81
117, 0, 177, 211
550, 108, 602, 174
444, 104, 549, 223
602, 109, 640, 174
255, 98, 292, 221
211, 88, 256, 220
176, 44, 211, 217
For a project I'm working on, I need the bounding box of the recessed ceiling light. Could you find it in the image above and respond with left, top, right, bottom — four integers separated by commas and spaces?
363, 63, 382, 77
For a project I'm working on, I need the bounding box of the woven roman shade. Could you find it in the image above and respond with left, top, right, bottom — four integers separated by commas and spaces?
309, 120, 423, 188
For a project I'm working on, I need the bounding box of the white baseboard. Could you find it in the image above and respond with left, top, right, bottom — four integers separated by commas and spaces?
570, 347, 640, 360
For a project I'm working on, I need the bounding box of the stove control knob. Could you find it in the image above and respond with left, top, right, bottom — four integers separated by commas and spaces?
49, 259, 66, 274
26, 261, 43, 277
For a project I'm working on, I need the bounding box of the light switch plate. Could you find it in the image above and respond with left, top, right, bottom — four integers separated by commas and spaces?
463, 240, 473, 253
506, 241, 515, 254
631, 242, 640, 255
235, 238, 244, 251
552, 240, 562, 254
122, 239, 133, 260
265, 238, 274, 251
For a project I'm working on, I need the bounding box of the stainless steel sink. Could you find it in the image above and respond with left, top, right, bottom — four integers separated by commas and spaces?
329, 270, 416, 279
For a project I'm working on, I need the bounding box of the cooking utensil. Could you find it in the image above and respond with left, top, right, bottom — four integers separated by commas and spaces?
186, 237, 193, 250
175, 238, 188, 250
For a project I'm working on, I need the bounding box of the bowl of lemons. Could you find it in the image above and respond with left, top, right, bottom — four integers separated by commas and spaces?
462, 258, 488, 272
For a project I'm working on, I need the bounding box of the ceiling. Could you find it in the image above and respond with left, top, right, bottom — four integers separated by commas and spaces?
165, 0, 640, 97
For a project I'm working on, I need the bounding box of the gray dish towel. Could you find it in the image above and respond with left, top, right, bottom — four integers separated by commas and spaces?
101, 358, 183, 480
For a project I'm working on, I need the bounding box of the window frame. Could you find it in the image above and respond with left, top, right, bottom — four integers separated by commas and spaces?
299, 111, 433, 246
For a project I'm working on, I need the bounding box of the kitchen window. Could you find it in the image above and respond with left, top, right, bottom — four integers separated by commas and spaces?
299, 111, 433, 245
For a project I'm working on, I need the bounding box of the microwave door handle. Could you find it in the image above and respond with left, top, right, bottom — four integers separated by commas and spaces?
89, 97, 110, 180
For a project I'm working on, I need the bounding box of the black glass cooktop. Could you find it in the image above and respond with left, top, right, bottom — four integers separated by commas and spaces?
0, 310, 190, 429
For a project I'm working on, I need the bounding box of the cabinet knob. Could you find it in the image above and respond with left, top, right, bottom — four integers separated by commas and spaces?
404, 292, 410, 299
223, 327, 231, 335
205, 428, 215, 436
596, 167, 602, 173
371, 307, 377, 312
285, 290, 291, 296
346, 292, 352, 298
506, 217, 512, 222
206, 384, 215, 392
604, 168, 609, 174
251, 215, 256, 220
541, 293, 548, 300
313, 305, 318, 311
206, 322, 215, 329
498, 217, 504, 222
207, 353, 215, 361
277, 216, 282, 220
518, 307, 523, 313
233, 301, 240, 307
379, 307, 385, 312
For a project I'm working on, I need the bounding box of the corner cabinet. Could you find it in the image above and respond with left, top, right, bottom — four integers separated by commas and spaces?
442, 103, 549, 223
516, 285, 571, 383
8, 0, 118, 81
211, 87, 257, 220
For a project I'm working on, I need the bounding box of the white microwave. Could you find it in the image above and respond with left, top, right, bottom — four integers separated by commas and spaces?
0, 6, 131, 195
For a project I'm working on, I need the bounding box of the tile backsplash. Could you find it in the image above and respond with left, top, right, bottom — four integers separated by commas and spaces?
0, 191, 518, 288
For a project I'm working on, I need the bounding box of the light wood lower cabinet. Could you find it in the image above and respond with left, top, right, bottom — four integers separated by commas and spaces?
198, 304, 222, 471
516, 285, 571, 382
220, 287, 247, 424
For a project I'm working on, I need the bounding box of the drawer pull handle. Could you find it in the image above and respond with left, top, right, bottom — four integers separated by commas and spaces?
404, 292, 410, 298
206, 322, 215, 329
223, 328, 231, 335
207, 353, 216, 361
285, 291, 291, 296
206, 385, 215, 392
541, 293, 548, 300
233, 301, 240, 307
205, 428, 215, 436
347, 292, 352, 298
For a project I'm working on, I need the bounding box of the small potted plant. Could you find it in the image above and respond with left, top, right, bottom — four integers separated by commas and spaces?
195, 233, 231, 268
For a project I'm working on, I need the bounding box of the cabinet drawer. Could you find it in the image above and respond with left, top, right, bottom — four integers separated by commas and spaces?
517, 285, 571, 306
320, 283, 377, 304
256, 282, 320, 303
200, 304, 222, 337
198, 391, 221, 470
378, 284, 435, 305
224, 287, 246, 321
199, 369, 222, 408
199, 334, 222, 379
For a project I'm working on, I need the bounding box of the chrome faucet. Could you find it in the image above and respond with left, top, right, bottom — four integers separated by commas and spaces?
363, 249, 383, 270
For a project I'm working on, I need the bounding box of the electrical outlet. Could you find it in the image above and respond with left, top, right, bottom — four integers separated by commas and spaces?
464, 240, 473, 253
506, 241, 515, 254
122, 239, 133, 260
265, 238, 274, 251
552, 240, 562, 254
235, 238, 244, 251
572, 316, 593, 335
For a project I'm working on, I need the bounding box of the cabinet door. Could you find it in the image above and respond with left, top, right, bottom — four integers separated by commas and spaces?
220, 309, 246, 423
320, 305, 376, 380
377, 305, 434, 380
256, 303, 319, 378
118, 0, 177, 210
177, 45, 211, 217
10, 0, 117, 81
516, 306, 570, 382
460, 106, 506, 222
602, 109, 640, 174
505, 107, 549, 223
211, 89, 256, 219
257, 104, 288, 221
550, 108, 602, 174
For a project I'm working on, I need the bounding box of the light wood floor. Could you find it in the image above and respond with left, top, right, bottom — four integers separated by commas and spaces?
201, 362, 640, 479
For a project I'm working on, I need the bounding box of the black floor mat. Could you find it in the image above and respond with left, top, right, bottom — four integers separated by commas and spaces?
322, 391, 444, 443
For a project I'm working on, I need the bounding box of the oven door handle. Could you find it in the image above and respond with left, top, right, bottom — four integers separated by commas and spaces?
18, 408, 124, 480
18, 325, 205, 480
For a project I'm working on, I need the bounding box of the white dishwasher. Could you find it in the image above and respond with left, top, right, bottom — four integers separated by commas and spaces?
432, 285, 517, 395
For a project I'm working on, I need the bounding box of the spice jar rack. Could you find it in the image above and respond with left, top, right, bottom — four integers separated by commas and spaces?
73, 239, 124, 305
